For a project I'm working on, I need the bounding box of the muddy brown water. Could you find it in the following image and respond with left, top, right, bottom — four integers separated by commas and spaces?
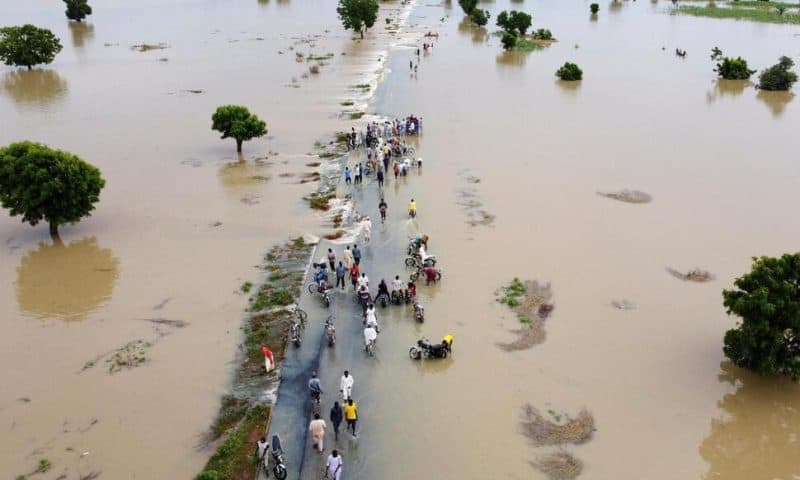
2, 0, 800, 479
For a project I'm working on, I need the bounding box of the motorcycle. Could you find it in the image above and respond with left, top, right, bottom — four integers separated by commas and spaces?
262, 434, 288, 480
355, 290, 372, 311
325, 315, 336, 347
405, 254, 437, 269
307, 281, 332, 308
413, 302, 425, 322
390, 290, 403, 305
410, 266, 443, 283
409, 336, 452, 360
289, 321, 302, 348
376, 292, 389, 308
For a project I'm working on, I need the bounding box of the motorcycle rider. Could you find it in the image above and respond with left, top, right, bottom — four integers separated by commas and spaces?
377, 279, 390, 302
364, 324, 378, 351
314, 265, 329, 290
391, 275, 404, 301
357, 272, 369, 290
406, 281, 417, 300
364, 305, 379, 332
442, 334, 454, 351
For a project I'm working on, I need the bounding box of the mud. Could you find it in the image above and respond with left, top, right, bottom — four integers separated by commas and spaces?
533, 451, 583, 480
521, 404, 595, 446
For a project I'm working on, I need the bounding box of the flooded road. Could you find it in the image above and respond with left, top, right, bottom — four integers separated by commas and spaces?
2, 0, 799, 479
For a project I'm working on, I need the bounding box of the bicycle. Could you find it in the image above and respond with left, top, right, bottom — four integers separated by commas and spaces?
290, 305, 308, 329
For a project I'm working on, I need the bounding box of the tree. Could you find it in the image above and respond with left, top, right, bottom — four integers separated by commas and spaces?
0, 141, 105, 239
0, 25, 63, 70
722, 254, 800, 379
211, 105, 268, 153
590, 3, 600, 14
64, 0, 92, 22
336, 0, 379, 39
758, 56, 798, 91
556, 62, 582, 81
458, 0, 478, 15
501, 32, 517, 51
470, 9, 490, 26
496, 10, 532, 36
710, 47, 755, 80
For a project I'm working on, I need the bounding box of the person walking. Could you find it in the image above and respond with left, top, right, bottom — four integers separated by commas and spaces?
344, 398, 358, 437
355, 163, 362, 184
376, 168, 384, 189
350, 263, 360, 290
327, 248, 336, 271
393, 161, 399, 178
383, 151, 390, 173
340, 370, 354, 400
335, 261, 346, 290
378, 198, 388, 223
309, 414, 327, 452
352, 244, 361, 266
344, 166, 352, 185
325, 450, 343, 480
330, 401, 343, 441
343, 246, 354, 271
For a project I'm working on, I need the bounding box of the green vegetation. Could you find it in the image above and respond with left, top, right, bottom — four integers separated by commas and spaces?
349, 111, 365, 120
710, 47, 755, 79
37, 459, 52, 473
497, 278, 526, 307
336, 0, 379, 39
291, 236, 306, 248
722, 254, 800, 379
731, 0, 800, 9
240, 281, 253, 293
306, 53, 334, 61
0, 141, 105, 239
758, 56, 798, 90
470, 8, 491, 26
0, 25, 63, 70
458, 0, 478, 15
308, 191, 335, 210
352, 83, 371, 91
64, 0, 92, 21
196, 404, 271, 480
515, 37, 543, 51
340, 100, 354, 106
497, 10, 533, 35
590, 3, 600, 14
206, 395, 250, 441
211, 105, 267, 153
556, 62, 583, 81
501, 31, 517, 51
533, 28, 553, 40
673, 4, 800, 24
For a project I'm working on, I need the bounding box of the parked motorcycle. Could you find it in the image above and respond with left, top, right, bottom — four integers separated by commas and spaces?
410, 266, 443, 283
325, 315, 336, 347
409, 336, 452, 360
404, 254, 437, 269
262, 434, 288, 480
307, 282, 332, 308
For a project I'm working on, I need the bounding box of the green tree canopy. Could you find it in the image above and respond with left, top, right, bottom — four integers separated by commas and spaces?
758, 56, 798, 91
211, 105, 268, 152
710, 48, 756, 80
458, 0, 478, 15
470, 9, 490, 27
0, 25, 63, 70
497, 10, 532, 36
336, 0, 379, 39
556, 62, 582, 81
501, 32, 517, 51
0, 141, 105, 238
590, 3, 600, 14
64, 0, 93, 22
723, 254, 800, 379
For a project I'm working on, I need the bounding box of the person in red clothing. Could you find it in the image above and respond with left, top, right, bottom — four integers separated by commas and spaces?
350, 264, 360, 290
261, 345, 274, 373
423, 265, 438, 285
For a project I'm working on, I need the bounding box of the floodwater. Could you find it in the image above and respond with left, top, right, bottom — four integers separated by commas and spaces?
2, 0, 799, 479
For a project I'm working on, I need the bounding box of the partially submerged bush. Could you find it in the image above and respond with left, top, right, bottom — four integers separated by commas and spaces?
590, 3, 600, 14
711, 47, 756, 80
758, 56, 798, 91
533, 28, 553, 40
501, 31, 517, 51
470, 8, 490, 26
556, 62, 582, 81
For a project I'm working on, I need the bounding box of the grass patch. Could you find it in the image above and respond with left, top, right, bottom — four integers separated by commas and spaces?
267, 270, 286, 281
291, 236, 306, 249
196, 404, 271, 480
240, 281, 253, 294
497, 278, 526, 307
673, 4, 800, 23
515, 38, 544, 51
307, 53, 334, 61
340, 100, 354, 106
731, 0, 800, 9
352, 83, 371, 91
206, 395, 250, 442
308, 192, 335, 211
349, 112, 365, 120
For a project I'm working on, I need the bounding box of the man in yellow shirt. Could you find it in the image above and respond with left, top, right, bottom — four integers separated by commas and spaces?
407, 198, 417, 218
343, 398, 358, 437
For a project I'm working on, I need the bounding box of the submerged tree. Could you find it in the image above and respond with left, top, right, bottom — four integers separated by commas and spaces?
64, 0, 93, 22
211, 105, 268, 153
710, 48, 755, 80
0, 141, 105, 239
590, 3, 600, 14
497, 10, 532, 36
458, 0, 478, 15
556, 62, 582, 81
501, 32, 517, 51
533, 28, 553, 40
722, 254, 800, 379
336, 0, 379, 39
0, 25, 63, 70
757, 56, 798, 91
470, 8, 490, 26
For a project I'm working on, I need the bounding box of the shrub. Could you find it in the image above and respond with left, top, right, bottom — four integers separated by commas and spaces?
556, 62, 582, 81
590, 3, 600, 14
758, 56, 798, 90
715, 56, 756, 80
470, 8, 490, 26
459, 0, 478, 15
533, 28, 553, 40
501, 32, 517, 51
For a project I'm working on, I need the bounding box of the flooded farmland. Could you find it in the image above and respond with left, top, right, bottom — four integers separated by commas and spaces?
2, 0, 800, 479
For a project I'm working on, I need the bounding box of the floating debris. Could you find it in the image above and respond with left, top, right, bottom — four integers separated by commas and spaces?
131, 43, 169, 52
611, 299, 635, 310
183, 89, 204, 94
106, 340, 151, 374
666, 267, 714, 282
140, 318, 189, 328
597, 189, 652, 204
532, 451, 583, 480
521, 405, 594, 446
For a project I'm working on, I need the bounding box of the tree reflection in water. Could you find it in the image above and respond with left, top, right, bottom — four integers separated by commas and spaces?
1, 69, 68, 108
